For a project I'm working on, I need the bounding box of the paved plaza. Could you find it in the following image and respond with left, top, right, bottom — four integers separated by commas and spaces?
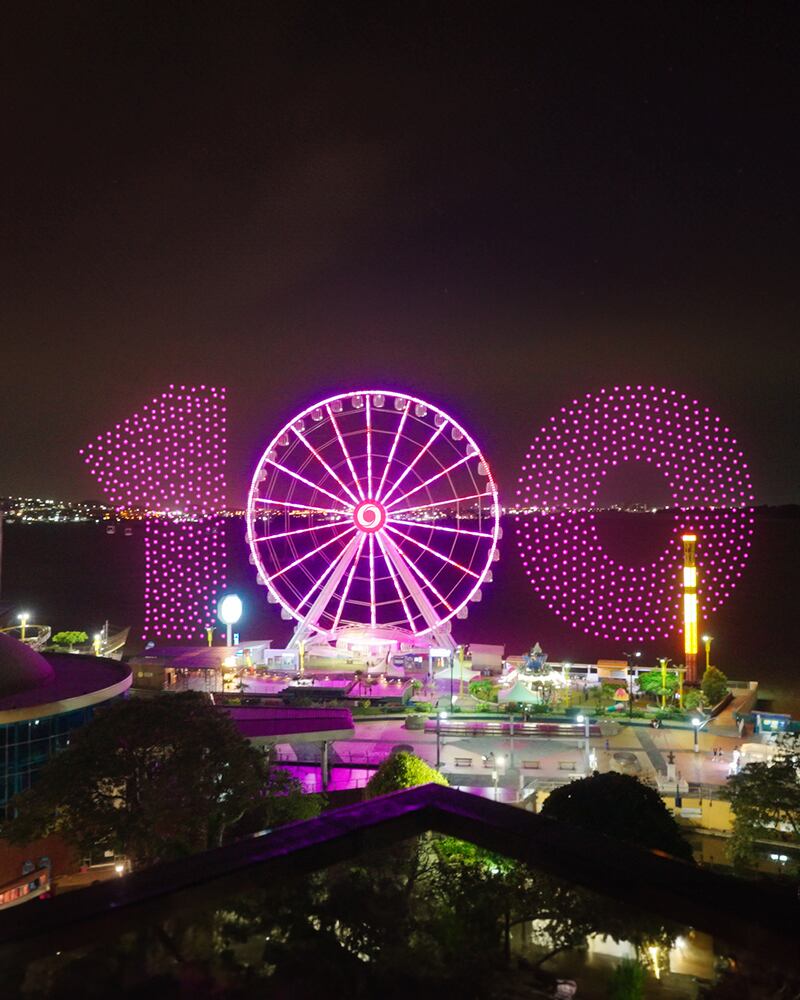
274, 716, 746, 797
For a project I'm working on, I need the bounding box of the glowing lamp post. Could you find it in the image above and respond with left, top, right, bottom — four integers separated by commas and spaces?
218, 594, 243, 648
702, 635, 713, 672
691, 716, 702, 753
624, 650, 642, 718
576, 714, 591, 771
18, 612, 29, 643
436, 710, 447, 769
492, 754, 506, 802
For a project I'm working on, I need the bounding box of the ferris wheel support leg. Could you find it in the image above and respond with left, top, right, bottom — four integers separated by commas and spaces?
287, 535, 361, 650
380, 532, 456, 652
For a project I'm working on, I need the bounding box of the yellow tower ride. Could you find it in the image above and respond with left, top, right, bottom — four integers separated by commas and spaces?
681, 533, 698, 683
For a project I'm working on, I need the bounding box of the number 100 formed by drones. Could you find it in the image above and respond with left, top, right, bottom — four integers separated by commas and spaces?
514, 386, 755, 644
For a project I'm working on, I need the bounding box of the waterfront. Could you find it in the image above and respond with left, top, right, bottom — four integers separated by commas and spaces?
3, 509, 799, 712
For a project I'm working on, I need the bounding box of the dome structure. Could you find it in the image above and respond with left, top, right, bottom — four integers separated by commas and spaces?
0, 632, 55, 698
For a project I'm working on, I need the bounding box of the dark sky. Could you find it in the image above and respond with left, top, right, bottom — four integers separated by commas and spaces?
3, 3, 799, 505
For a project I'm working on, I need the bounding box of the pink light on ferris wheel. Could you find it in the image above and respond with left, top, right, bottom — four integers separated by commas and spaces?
246, 390, 501, 639
514, 385, 755, 644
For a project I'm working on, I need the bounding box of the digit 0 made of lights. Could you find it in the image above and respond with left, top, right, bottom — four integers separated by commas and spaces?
514, 386, 755, 643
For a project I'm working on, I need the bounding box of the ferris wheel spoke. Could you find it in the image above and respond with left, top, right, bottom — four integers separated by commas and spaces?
374, 399, 411, 502
331, 534, 367, 632
265, 457, 354, 510
368, 532, 377, 627
385, 451, 479, 512
385, 524, 481, 579
295, 534, 360, 614
389, 490, 493, 517
382, 531, 454, 614
268, 524, 357, 581
375, 530, 417, 633
379, 420, 447, 506
386, 517, 493, 540
253, 496, 350, 516
290, 424, 361, 506
253, 519, 349, 543
327, 404, 366, 500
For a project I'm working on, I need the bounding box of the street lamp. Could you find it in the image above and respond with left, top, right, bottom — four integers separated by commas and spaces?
702, 635, 713, 672
691, 716, 701, 753
18, 612, 30, 643
218, 593, 243, 647
492, 753, 506, 801
562, 661, 572, 708
577, 714, 591, 770
624, 651, 642, 718
436, 710, 447, 769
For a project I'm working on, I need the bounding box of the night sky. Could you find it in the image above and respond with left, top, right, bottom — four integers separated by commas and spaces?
3, 3, 799, 505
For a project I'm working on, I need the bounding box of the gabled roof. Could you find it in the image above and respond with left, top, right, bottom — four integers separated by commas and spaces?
1, 784, 797, 970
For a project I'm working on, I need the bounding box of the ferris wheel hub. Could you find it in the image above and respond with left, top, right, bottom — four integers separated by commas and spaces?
353, 498, 386, 534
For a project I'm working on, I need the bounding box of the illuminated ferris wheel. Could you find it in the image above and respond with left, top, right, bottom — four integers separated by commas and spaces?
246, 390, 501, 647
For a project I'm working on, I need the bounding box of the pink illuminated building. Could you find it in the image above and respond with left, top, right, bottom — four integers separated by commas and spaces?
81, 385, 227, 641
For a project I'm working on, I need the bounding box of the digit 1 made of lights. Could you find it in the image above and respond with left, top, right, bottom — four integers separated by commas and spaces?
80, 385, 227, 642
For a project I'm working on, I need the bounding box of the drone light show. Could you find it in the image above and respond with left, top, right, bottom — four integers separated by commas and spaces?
246, 390, 501, 644
514, 386, 755, 644
80, 385, 227, 641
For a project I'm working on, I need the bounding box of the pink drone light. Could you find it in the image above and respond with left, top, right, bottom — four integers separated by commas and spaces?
246, 390, 501, 639
80, 385, 227, 642
514, 385, 755, 644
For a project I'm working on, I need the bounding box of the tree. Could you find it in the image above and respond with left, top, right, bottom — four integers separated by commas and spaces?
701, 666, 728, 706
540, 772, 694, 861
365, 751, 448, 799
637, 668, 679, 704
469, 678, 497, 703
722, 735, 800, 867
4, 691, 315, 869
51, 630, 88, 651
683, 688, 703, 711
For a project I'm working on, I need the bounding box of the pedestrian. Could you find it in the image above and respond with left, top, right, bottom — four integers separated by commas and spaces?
604, 739, 609, 751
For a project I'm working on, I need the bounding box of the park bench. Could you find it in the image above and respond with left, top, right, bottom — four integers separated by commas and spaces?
521, 760, 541, 769
453, 757, 472, 767
558, 761, 576, 771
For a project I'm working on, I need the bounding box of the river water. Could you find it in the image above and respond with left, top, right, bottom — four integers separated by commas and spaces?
2, 511, 799, 713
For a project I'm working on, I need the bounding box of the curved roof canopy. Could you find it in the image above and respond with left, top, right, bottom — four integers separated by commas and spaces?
0, 632, 55, 698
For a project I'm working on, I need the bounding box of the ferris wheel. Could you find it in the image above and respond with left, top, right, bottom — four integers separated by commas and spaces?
246, 390, 501, 647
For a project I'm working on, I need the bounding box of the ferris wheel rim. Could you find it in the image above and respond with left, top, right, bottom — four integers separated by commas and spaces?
245, 389, 501, 637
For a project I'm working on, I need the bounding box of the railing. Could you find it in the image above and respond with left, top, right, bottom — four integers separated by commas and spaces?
424, 719, 602, 737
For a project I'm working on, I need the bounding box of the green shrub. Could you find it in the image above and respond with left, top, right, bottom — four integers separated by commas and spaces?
608, 958, 646, 1000
701, 666, 728, 706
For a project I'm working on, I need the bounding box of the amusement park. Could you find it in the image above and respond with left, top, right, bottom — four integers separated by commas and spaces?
1, 381, 797, 997
1, 385, 773, 802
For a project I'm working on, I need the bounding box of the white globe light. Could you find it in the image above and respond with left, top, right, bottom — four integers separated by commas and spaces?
218, 594, 243, 626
